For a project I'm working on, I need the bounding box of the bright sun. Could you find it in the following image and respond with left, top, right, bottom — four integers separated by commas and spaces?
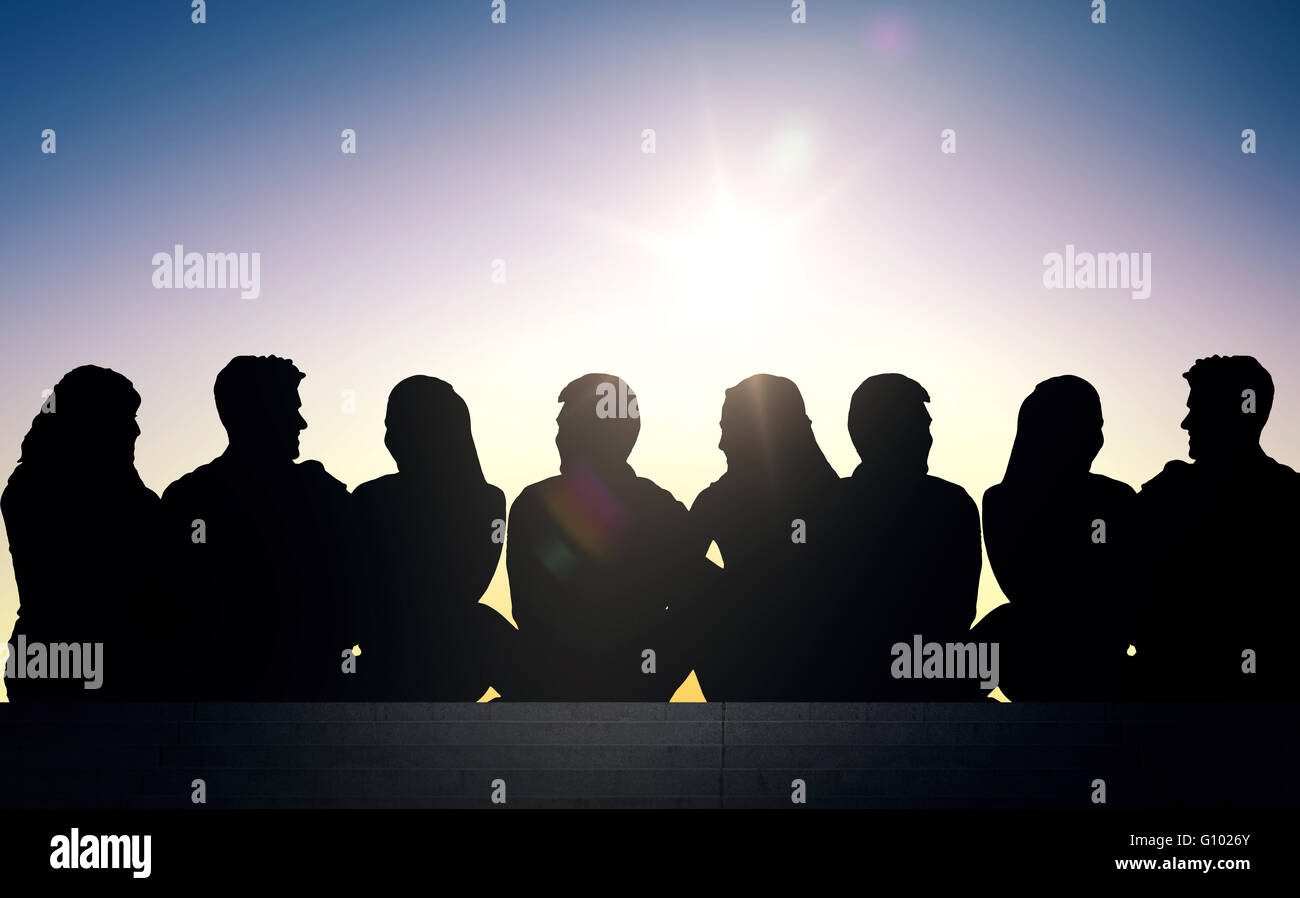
566, 122, 851, 334
672, 205, 774, 298
662, 197, 803, 328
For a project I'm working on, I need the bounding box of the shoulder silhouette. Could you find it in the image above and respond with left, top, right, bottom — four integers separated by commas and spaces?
506, 374, 697, 699
687, 374, 839, 700
3, 366, 163, 699
973, 375, 1136, 700
161, 355, 352, 700
822, 374, 982, 700
1135, 355, 1300, 699
351, 375, 511, 700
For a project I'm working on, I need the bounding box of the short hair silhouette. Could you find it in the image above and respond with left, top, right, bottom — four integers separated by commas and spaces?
506, 373, 697, 699
1135, 354, 1298, 699
213, 355, 307, 458
823, 372, 982, 700
848, 373, 933, 474
161, 355, 350, 699
555, 373, 640, 470
1181, 355, 1274, 459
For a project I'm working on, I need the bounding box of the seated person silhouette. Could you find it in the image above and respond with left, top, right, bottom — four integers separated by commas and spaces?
1136, 355, 1300, 699
823, 374, 982, 700
506, 374, 697, 700
972, 376, 1136, 700
3, 366, 164, 700
351, 376, 513, 700
161, 356, 352, 700
687, 374, 840, 700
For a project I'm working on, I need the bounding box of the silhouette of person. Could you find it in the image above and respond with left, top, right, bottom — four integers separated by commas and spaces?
1136, 355, 1300, 699
506, 374, 697, 700
687, 374, 840, 700
972, 376, 1136, 700
823, 374, 982, 699
3, 366, 164, 700
351, 376, 513, 700
161, 356, 353, 700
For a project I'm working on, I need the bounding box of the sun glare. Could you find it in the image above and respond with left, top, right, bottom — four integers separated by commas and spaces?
664, 197, 802, 328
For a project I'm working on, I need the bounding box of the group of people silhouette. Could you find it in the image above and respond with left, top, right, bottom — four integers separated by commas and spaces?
4, 354, 1296, 702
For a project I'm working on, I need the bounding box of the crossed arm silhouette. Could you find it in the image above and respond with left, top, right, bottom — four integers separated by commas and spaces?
5, 355, 1296, 701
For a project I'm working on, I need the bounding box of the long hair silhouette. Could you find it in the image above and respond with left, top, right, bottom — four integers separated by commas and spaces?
383, 375, 491, 487
3, 366, 163, 699
1003, 375, 1104, 484
688, 374, 839, 700
977, 375, 1135, 700
714, 374, 838, 492
352, 376, 511, 700
15, 366, 147, 478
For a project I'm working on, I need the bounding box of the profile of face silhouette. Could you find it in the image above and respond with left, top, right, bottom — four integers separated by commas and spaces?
1180, 356, 1273, 462
89, 384, 143, 469
717, 374, 813, 475
716, 398, 747, 465
554, 373, 640, 472
213, 356, 308, 463
20, 366, 143, 471
383, 375, 479, 479
848, 374, 933, 476
1005, 375, 1104, 481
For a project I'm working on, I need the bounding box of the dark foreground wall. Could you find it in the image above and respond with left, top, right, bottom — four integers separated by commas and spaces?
1, 702, 1295, 809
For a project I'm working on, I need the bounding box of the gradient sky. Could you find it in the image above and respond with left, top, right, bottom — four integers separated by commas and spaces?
2, 1, 1298, 698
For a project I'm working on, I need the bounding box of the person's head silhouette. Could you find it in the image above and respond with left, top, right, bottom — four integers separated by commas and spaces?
213, 356, 307, 463
848, 374, 932, 478
555, 373, 640, 474
718, 374, 833, 485
1180, 355, 1274, 463
16, 365, 142, 474
1003, 375, 1104, 484
383, 375, 487, 485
